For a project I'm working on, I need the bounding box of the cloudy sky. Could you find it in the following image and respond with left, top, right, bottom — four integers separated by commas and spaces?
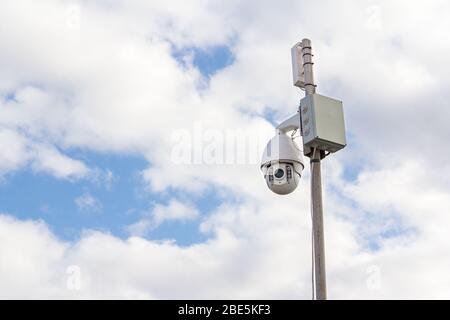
1, 0, 450, 299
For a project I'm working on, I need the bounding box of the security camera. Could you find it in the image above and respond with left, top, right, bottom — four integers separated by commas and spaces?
261, 128, 304, 195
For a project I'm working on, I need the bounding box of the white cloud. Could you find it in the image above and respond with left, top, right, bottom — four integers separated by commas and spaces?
0, 127, 89, 181
2, 177, 450, 300
0, 128, 29, 176
127, 199, 199, 236
0, 0, 450, 299
152, 199, 199, 225
75, 193, 102, 213
31, 144, 90, 180
0, 215, 68, 299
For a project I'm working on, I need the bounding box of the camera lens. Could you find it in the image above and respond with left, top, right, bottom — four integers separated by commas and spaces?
274, 168, 284, 179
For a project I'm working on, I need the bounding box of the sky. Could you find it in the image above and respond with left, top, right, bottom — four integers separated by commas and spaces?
1, 0, 450, 299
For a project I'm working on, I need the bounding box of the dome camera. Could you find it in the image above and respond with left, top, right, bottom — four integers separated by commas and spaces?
261, 130, 304, 195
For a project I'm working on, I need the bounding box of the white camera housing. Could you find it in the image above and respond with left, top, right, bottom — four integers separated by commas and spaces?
261, 131, 304, 195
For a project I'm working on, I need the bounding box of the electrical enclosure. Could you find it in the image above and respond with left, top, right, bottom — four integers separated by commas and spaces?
300, 94, 346, 153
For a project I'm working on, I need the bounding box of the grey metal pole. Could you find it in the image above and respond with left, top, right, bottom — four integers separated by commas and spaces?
301, 38, 327, 300
301, 39, 315, 96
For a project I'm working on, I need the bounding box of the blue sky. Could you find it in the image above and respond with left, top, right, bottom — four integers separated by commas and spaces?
0, 46, 234, 246
173, 45, 235, 78
1, 0, 450, 299
0, 40, 404, 251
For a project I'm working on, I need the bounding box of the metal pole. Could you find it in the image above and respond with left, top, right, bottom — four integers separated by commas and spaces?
301, 39, 315, 96
301, 38, 327, 300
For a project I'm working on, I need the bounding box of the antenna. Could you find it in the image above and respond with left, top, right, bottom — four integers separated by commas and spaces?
291, 42, 306, 88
